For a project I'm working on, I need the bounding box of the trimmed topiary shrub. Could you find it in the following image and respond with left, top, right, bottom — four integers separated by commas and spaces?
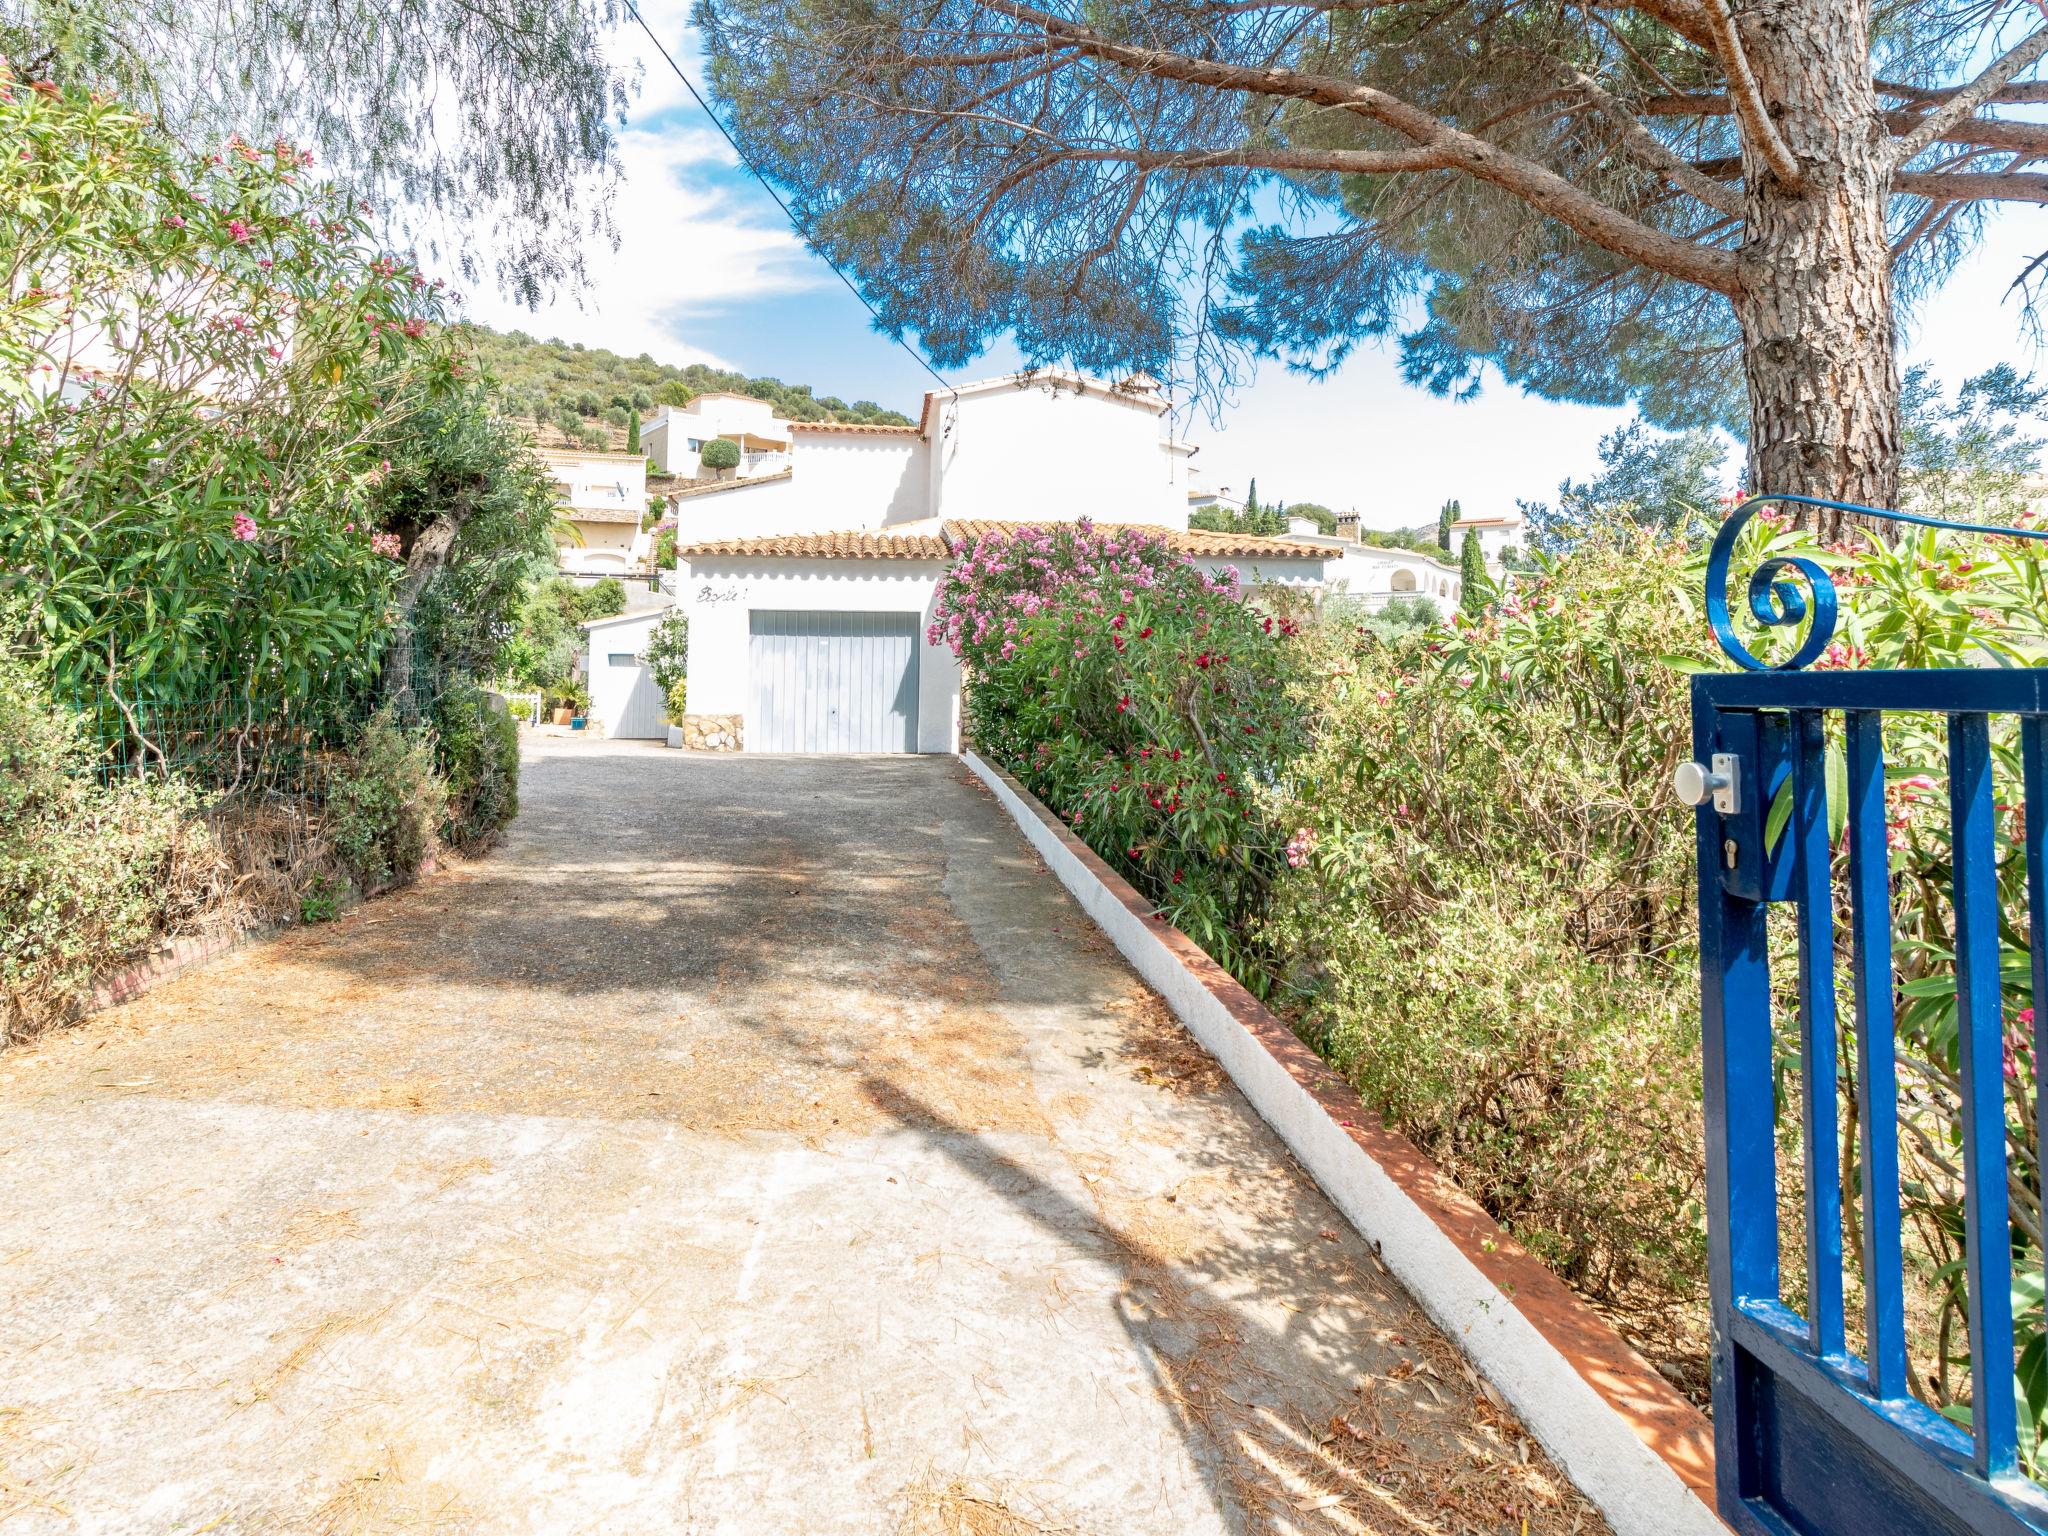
698, 437, 741, 473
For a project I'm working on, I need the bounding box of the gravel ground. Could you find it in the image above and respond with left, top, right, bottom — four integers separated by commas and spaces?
0, 738, 1607, 1535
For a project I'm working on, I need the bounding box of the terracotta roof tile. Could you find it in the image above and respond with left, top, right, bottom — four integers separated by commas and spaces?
943, 519, 1328, 559
677, 528, 951, 560
680, 518, 1330, 563
789, 420, 922, 436
666, 468, 793, 502
562, 505, 646, 525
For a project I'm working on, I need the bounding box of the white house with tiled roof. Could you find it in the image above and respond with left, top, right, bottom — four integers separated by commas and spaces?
1450, 506, 1525, 571
642, 392, 794, 481
542, 447, 654, 577
668, 369, 1331, 755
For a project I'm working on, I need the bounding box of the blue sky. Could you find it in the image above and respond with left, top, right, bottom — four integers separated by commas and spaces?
458, 1, 2048, 531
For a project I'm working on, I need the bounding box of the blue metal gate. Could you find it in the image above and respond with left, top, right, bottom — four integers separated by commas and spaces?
1688, 495, 2048, 1535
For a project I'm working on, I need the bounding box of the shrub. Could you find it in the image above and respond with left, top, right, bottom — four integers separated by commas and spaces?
1269, 531, 1714, 1328
0, 658, 208, 1042
324, 708, 447, 893
2, 77, 453, 706
934, 522, 1309, 987
644, 610, 689, 694
578, 578, 627, 620
698, 437, 741, 472
662, 678, 689, 725
433, 682, 520, 850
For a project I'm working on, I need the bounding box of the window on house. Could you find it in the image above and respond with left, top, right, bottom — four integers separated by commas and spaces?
608, 653, 637, 667
1391, 569, 1417, 592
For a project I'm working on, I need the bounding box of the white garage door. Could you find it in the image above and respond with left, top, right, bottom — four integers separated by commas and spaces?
749, 611, 919, 753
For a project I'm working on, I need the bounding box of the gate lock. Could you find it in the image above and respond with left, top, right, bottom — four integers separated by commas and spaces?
1673, 753, 1741, 815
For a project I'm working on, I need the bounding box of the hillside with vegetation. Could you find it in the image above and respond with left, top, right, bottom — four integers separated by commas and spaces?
456, 324, 914, 451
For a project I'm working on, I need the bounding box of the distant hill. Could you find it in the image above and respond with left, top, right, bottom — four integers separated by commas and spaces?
456, 323, 915, 452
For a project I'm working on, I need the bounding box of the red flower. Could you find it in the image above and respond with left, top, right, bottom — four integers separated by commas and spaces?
1117, 694, 1131, 712
1171, 870, 1184, 884
1138, 626, 1153, 639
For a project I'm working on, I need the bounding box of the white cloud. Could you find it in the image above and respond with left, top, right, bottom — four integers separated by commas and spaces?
449, 5, 824, 368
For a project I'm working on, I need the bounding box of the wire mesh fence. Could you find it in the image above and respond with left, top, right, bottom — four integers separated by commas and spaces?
62, 635, 464, 794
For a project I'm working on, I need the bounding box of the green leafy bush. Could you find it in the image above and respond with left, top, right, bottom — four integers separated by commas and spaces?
698, 437, 741, 472
2, 76, 456, 705
324, 709, 447, 893
1270, 531, 1713, 1337
0, 657, 207, 1041
433, 682, 520, 850
644, 610, 689, 694
934, 521, 1309, 987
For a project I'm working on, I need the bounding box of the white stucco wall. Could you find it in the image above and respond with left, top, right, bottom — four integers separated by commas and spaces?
679, 556, 960, 754
1323, 546, 1462, 611
671, 433, 931, 544
558, 518, 644, 574
542, 450, 647, 513
796, 433, 931, 527
1192, 555, 1330, 590
927, 381, 1188, 529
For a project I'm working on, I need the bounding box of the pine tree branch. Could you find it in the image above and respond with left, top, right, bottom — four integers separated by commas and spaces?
968, 0, 1741, 293
1560, 63, 1743, 213
1698, 0, 1803, 188
1889, 22, 2048, 166
1638, 92, 2048, 155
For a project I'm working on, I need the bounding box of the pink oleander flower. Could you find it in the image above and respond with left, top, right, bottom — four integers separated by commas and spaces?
1284, 826, 1318, 869
370, 531, 403, 559
231, 513, 259, 542
227, 219, 252, 244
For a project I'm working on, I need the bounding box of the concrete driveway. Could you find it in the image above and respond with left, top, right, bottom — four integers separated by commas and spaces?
0, 740, 1602, 1534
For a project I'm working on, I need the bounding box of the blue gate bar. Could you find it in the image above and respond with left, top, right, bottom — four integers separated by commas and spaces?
1949, 711, 2020, 1479
1793, 708, 1847, 1360
1844, 709, 1909, 1401
2026, 717, 2048, 1337
1687, 494, 2048, 1536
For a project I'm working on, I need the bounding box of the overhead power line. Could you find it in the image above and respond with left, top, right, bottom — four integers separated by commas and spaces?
620, 0, 957, 396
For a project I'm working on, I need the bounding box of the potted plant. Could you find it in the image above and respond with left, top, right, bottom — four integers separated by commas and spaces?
548, 680, 588, 726
661, 678, 688, 748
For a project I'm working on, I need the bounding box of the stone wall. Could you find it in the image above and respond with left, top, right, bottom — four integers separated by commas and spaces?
680, 714, 743, 751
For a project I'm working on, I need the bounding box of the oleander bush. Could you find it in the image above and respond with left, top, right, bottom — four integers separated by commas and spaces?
942, 512, 2048, 1434
934, 522, 1309, 987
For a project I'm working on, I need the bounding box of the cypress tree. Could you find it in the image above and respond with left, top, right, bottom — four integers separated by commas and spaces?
1459, 530, 1487, 614
1437, 498, 1459, 552
626, 407, 642, 454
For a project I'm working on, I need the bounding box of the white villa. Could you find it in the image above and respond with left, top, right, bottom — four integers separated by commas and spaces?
542, 447, 655, 579
1450, 507, 1526, 567
670, 369, 1332, 755
641, 393, 793, 481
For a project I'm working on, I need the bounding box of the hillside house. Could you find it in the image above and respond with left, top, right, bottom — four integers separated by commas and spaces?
642, 393, 793, 481
671, 370, 1331, 755
543, 448, 654, 579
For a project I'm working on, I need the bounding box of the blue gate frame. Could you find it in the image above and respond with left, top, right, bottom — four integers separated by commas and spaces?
1690, 495, 2048, 1535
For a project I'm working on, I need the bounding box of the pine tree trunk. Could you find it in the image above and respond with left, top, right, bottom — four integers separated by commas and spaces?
1731, 0, 1900, 538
